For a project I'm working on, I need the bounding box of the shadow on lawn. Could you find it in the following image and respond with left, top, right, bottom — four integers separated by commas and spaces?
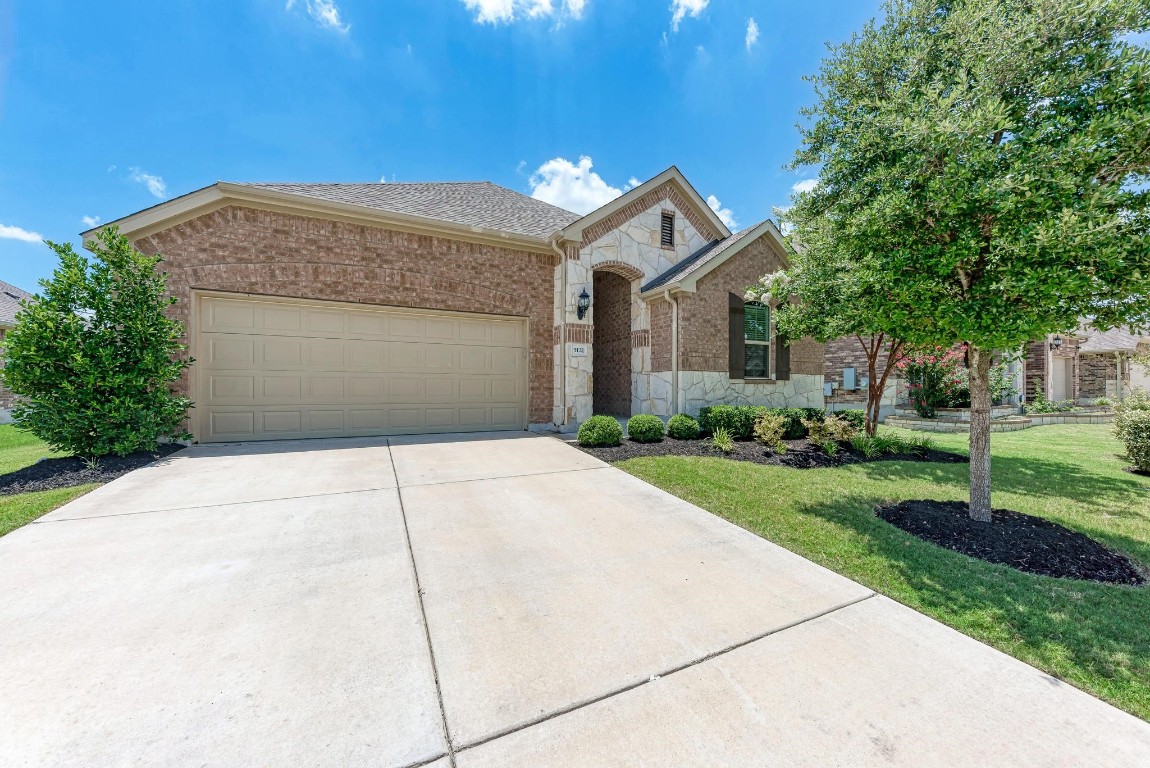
792, 491, 1150, 718
850, 452, 1150, 508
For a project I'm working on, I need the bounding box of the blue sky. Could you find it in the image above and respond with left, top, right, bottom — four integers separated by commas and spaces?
0, 0, 883, 291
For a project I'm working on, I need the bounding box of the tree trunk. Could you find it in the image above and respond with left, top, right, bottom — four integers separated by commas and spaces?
866, 347, 880, 436
967, 345, 993, 522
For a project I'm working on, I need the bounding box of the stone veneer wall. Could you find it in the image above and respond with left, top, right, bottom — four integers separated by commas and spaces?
136, 205, 557, 424
1079, 353, 1124, 399
559, 196, 711, 425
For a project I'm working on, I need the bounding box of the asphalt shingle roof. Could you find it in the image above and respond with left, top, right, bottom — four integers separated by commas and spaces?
234, 181, 581, 240
1077, 325, 1146, 354
641, 223, 765, 292
0, 280, 32, 326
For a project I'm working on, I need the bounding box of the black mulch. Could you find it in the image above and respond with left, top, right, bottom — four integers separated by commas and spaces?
1123, 466, 1150, 478
877, 500, 1146, 586
0, 444, 185, 496
577, 437, 966, 469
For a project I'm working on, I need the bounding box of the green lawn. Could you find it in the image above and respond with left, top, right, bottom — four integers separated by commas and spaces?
0, 425, 96, 537
618, 424, 1150, 722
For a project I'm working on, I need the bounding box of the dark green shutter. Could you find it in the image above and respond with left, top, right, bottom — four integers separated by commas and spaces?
728, 293, 744, 380
775, 332, 791, 381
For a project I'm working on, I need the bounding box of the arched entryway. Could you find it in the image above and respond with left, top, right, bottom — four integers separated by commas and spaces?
592, 270, 632, 417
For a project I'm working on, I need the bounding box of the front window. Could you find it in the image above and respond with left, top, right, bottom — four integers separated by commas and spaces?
744, 302, 770, 378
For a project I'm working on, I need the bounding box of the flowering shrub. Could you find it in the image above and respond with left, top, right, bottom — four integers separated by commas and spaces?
896, 348, 964, 418
743, 270, 791, 304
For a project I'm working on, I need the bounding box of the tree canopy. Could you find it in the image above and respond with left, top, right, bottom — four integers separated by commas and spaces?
787, 0, 1150, 518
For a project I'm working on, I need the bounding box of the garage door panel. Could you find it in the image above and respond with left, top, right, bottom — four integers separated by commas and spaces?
197, 295, 527, 441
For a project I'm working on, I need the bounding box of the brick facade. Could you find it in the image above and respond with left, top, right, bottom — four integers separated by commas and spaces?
823, 335, 898, 406
592, 271, 632, 416
675, 234, 823, 376
135, 205, 556, 424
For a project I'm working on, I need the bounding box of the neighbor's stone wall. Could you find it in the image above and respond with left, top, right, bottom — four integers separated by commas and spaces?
136, 205, 557, 424
1079, 353, 1124, 399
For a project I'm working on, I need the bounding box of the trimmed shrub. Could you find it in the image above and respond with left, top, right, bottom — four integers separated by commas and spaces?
835, 409, 866, 431
1114, 389, 1150, 443
627, 414, 665, 443
667, 413, 701, 440
1120, 411, 1150, 471
753, 411, 788, 452
804, 414, 858, 454
578, 415, 623, 447
698, 404, 769, 439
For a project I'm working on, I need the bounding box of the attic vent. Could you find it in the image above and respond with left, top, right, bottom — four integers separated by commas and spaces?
660, 212, 675, 247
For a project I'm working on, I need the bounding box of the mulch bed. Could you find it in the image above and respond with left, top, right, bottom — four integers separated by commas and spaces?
1123, 466, 1150, 478
877, 500, 1146, 585
577, 437, 966, 469
0, 444, 185, 496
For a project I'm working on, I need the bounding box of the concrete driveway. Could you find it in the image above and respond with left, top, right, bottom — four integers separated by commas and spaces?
2, 432, 1148, 767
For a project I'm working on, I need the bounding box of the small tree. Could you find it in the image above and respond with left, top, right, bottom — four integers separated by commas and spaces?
2, 227, 193, 458
789, 0, 1150, 521
747, 239, 907, 436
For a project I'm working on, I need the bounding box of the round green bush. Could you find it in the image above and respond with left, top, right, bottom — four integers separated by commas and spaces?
1120, 410, 1150, 472
667, 413, 701, 440
578, 415, 624, 447
627, 414, 666, 443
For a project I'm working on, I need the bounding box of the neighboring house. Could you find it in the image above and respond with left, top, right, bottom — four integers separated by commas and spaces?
1025, 326, 1150, 403
0, 280, 33, 423
90, 167, 824, 443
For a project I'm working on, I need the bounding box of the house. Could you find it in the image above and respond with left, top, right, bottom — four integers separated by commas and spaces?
0, 279, 33, 423
1025, 326, 1150, 403
88, 167, 825, 443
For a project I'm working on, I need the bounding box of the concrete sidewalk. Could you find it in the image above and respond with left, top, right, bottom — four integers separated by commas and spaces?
1, 432, 1148, 766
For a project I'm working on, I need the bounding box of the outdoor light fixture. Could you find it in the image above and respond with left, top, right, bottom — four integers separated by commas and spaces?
1050, 335, 1063, 350
576, 288, 591, 320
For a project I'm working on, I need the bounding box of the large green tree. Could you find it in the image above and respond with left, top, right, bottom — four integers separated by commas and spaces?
789, 0, 1150, 520
2, 228, 193, 458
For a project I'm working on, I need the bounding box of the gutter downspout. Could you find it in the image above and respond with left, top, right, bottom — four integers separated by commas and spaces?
664, 289, 679, 416
551, 237, 567, 428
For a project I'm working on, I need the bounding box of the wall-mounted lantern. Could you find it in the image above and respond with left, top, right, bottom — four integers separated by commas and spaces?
1050, 334, 1063, 350
576, 288, 591, 320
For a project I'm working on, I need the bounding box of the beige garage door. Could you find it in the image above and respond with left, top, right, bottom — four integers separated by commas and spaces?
194, 293, 528, 442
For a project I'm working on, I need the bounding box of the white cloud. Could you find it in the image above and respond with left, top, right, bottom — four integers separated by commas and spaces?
791, 178, 819, 195
706, 194, 737, 229
529, 156, 625, 214
745, 18, 759, 51
0, 224, 43, 243
671, 0, 708, 32
286, 0, 350, 34
128, 167, 167, 199
626, 177, 641, 190
462, 0, 584, 23
81, 215, 101, 228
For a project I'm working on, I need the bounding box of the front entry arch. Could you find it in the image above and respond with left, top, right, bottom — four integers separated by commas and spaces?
592, 270, 632, 417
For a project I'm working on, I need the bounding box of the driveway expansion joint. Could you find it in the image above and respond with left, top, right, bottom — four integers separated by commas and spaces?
389, 439, 459, 768
30, 485, 399, 524
395, 465, 609, 489
452, 591, 878, 755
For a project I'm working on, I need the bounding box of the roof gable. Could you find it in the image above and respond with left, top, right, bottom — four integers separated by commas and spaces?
0, 279, 33, 326
559, 167, 731, 248
640, 219, 785, 295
